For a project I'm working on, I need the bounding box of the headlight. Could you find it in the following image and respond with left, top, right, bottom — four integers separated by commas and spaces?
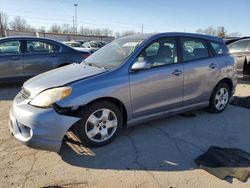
30, 87, 72, 108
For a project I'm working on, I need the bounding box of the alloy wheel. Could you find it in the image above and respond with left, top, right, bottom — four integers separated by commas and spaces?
214, 87, 229, 110
85, 108, 118, 142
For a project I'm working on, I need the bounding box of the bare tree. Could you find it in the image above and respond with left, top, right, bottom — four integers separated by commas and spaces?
196, 26, 241, 38
8, 16, 36, 32
49, 24, 62, 33
37, 26, 46, 33
196, 26, 218, 36
100, 28, 113, 36
79, 26, 90, 35
0, 12, 8, 37
9, 16, 28, 31
120, 30, 136, 37
62, 23, 74, 34
227, 32, 242, 37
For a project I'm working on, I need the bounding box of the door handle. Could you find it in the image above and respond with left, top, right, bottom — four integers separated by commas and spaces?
49, 54, 57, 57
172, 69, 182, 76
11, 56, 19, 60
209, 63, 217, 69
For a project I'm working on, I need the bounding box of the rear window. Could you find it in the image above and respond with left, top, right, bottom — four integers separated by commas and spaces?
27, 40, 60, 53
181, 38, 209, 62
210, 42, 229, 55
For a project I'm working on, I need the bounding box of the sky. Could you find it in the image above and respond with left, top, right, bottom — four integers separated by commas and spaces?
0, 0, 250, 35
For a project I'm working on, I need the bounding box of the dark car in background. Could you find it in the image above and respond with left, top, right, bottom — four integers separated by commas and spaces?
0, 37, 89, 83
227, 38, 250, 77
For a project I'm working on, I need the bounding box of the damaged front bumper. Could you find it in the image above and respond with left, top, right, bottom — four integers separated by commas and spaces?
8, 92, 80, 152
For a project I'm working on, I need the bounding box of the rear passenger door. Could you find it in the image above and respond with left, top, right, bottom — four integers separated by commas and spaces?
181, 37, 220, 106
23, 40, 61, 76
0, 40, 24, 78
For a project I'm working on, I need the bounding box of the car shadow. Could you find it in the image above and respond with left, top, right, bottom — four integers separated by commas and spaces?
59, 107, 250, 177
238, 77, 250, 85
0, 83, 22, 100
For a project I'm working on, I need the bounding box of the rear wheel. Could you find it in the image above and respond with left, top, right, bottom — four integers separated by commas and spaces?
75, 101, 122, 147
209, 83, 230, 113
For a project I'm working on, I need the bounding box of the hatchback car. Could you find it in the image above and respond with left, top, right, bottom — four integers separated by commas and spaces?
0, 37, 90, 83
227, 38, 250, 77
9, 33, 237, 152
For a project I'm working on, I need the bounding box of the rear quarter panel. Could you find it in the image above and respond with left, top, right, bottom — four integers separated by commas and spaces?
211, 54, 237, 95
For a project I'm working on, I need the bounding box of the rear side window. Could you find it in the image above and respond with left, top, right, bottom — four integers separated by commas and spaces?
210, 42, 229, 55
181, 38, 209, 62
26, 40, 60, 53
0, 41, 21, 55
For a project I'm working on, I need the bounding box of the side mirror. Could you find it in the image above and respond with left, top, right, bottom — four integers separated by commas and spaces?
131, 60, 151, 71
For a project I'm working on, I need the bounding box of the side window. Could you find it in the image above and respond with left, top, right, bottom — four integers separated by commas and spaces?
137, 37, 178, 68
27, 40, 60, 53
181, 38, 209, 61
0, 41, 21, 55
210, 42, 229, 55
228, 40, 249, 53
145, 42, 159, 56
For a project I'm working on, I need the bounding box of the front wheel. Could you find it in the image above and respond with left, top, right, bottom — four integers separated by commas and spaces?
208, 83, 230, 113
75, 101, 122, 147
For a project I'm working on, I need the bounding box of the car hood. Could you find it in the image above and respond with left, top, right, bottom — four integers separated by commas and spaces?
23, 63, 107, 98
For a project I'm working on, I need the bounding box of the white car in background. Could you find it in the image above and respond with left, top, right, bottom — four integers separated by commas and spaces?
82, 41, 102, 52
63, 41, 92, 54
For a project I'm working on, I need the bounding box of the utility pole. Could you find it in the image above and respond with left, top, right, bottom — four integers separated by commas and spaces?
141, 24, 144, 34
72, 16, 75, 33
74, 3, 78, 34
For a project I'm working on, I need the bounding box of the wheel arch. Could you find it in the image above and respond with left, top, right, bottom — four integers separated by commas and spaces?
210, 77, 233, 100
79, 97, 128, 127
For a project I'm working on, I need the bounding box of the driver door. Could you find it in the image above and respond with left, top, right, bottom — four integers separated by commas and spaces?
129, 37, 183, 118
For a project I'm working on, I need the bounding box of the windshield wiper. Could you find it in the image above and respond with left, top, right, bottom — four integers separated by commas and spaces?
84, 62, 108, 70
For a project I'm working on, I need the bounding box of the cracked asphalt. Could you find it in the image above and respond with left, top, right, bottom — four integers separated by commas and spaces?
0, 79, 250, 188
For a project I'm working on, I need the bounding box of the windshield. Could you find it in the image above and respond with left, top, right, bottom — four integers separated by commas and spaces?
83, 37, 144, 69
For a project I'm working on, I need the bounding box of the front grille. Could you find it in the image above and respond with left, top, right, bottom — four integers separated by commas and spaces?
21, 87, 31, 99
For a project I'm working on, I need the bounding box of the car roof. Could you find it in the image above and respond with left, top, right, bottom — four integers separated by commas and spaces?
228, 37, 250, 46
0, 36, 61, 43
123, 32, 224, 43
224, 36, 250, 45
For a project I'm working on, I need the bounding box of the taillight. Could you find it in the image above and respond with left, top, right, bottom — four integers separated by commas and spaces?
82, 53, 90, 59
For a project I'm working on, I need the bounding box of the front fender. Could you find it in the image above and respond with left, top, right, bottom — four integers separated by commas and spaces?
56, 72, 133, 121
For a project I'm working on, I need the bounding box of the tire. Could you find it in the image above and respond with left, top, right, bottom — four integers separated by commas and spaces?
74, 101, 122, 147
208, 82, 230, 113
